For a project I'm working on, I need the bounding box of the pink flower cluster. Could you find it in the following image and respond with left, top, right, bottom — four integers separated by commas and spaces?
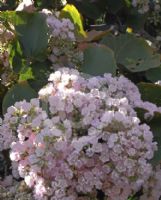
140, 165, 161, 200
47, 15, 75, 41
47, 15, 83, 69
0, 119, 16, 151
0, 68, 160, 199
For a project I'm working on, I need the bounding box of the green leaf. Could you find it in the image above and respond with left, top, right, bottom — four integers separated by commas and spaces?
2, 81, 37, 114
15, 12, 48, 60
101, 34, 161, 72
28, 60, 51, 91
128, 196, 139, 200
127, 54, 160, 72
135, 107, 147, 122
9, 39, 25, 73
60, 4, 86, 37
148, 112, 161, 165
0, 11, 26, 27
146, 66, 161, 82
19, 67, 34, 81
138, 82, 161, 107
0, 11, 49, 60
82, 44, 117, 76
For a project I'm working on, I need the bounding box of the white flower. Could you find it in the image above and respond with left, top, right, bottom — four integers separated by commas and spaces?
25, 175, 35, 187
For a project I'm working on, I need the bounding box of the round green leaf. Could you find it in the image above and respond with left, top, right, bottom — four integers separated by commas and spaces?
146, 66, 161, 82
101, 34, 161, 72
82, 44, 117, 76
138, 82, 161, 106
15, 12, 48, 60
